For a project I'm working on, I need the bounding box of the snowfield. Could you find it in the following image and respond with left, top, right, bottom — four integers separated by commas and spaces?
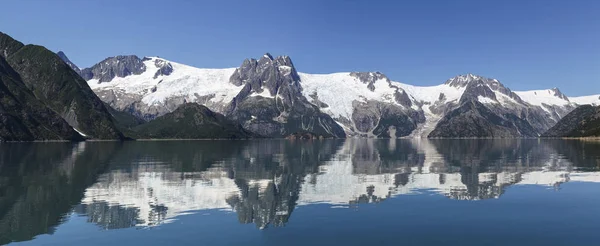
299, 72, 404, 121
88, 57, 240, 107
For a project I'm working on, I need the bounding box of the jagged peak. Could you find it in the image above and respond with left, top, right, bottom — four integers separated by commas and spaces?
82, 54, 147, 82
445, 73, 489, 86
0, 31, 25, 58
350, 71, 389, 82
56, 51, 71, 62
550, 87, 569, 101
230, 53, 300, 87
263, 53, 274, 60
56, 51, 81, 73
56, 50, 67, 58
98, 54, 142, 62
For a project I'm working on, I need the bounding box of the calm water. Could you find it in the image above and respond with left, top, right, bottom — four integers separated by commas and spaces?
2, 139, 600, 246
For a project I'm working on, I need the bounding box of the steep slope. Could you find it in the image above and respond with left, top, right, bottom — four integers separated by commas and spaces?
542, 105, 600, 137
0, 55, 82, 141
0, 32, 123, 139
133, 103, 253, 139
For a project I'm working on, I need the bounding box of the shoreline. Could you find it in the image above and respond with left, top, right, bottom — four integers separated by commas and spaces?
2, 136, 600, 143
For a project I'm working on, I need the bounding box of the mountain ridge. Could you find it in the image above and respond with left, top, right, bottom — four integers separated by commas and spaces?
68, 51, 599, 138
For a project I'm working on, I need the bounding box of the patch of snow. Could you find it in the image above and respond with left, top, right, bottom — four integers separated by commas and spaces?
478, 96, 498, 104
73, 127, 87, 137
395, 82, 465, 105
250, 89, 274, 98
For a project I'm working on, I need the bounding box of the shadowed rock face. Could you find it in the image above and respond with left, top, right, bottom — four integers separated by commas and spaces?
81, 55, 146, 83
152, 59, 173, 79
132, 103, 253, 139
543, 105, 600, 137
451, 74, 524, 105
0, 55, 83, 141
343, 72, 423, 138
427, 74, 562, 138
349, 72, 413, 108
351, 100, 425, 138
0, 32, 123, 140
429, 100, 538, 138
227, 53, 345, 138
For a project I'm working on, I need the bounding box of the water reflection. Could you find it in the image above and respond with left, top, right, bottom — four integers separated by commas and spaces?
1, 139, 600, 244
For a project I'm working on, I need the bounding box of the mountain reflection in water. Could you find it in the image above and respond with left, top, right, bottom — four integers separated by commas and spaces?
1, 139, 600, 244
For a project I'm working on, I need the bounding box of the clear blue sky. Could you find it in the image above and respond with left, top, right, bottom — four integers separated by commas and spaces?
0, 0, 598, 95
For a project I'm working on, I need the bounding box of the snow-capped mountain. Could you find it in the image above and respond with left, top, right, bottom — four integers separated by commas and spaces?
60, 52, 600, 138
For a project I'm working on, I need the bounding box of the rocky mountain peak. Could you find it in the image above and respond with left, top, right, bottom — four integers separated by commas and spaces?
151, 57, 174, 79
263, 53, 274, 60
550, 87, 569, 101
445, 74, 525, 105
230, 53, 300, 90
81, 55, 146, 83
56, 51, 81, 74
350, 72, 390, 92
226, 53, 345, 138
0, 32, 24, 59
445, 73, 488, 87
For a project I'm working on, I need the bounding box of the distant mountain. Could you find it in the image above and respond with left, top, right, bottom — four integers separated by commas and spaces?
0, 32, 124, 140
57, 51, 81, 74
80, 55, 147, 82
83, 54, 346, 138
133, 103, 254, 139
542, 105, 600, 138
81, 51, 600, 138
429, 75, 541, 138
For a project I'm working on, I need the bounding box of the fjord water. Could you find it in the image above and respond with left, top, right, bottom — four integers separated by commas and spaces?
2, 140, 600, 245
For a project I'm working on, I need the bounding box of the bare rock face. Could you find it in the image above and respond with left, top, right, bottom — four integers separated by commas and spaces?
227, 53, 345, 138
153, 59, 173, 79
350, 72, 413, 108
351, 100, 425, 138
81, 55, 146, 83
350, 72, 387, 92
428, 74, 567, 138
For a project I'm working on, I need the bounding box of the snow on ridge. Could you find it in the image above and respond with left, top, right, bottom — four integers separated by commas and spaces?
514, 89, 571, 107
478, 96, 498, 104
395, 81, 465, 105
88, 57, 239, 107
299, 72, 403, 120
571, 94, 600, 106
